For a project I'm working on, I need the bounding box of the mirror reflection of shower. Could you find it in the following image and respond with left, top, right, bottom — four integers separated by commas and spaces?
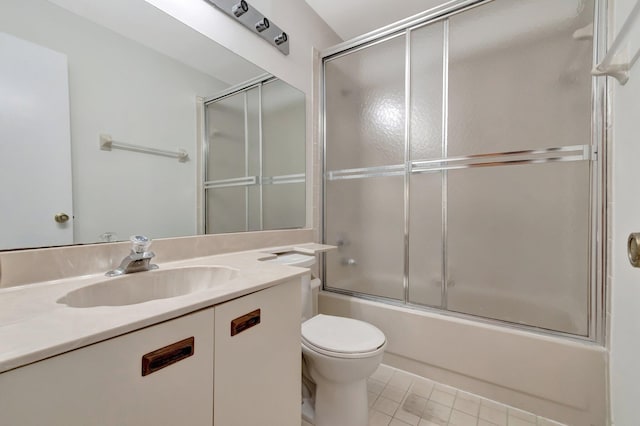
204, 76, 306, 234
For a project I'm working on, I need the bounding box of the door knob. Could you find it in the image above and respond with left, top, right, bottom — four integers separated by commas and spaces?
628, 233, 640, 267
54, 212, 70, 223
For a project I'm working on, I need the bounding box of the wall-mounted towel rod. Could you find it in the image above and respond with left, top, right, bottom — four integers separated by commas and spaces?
99, 134, 189, 162
592, 0, 640, 84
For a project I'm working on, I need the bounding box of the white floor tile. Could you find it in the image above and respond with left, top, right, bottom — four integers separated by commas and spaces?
456, 391, 481, 403
479, 405, 507, 426
422, 400, 451, 425
434, 383, 457, 395
448, 409, 478, 426
359, 366, 567, 426
402, 393, 428, 417
382, 384, 409, 403
388, 371, 414, 391
429, 389, 456, 407
368, 378, 387, 395
369, 391, 380, 407
453, 395, 480, 416
371, 364, 396, 383
508, 416, 535, 426
394, 408, 422, 426
374, 396, 400, 417
410, 378, 435, 399
418, 419, 442, 426
369, 409, 393, 426
390, 419, 413, 426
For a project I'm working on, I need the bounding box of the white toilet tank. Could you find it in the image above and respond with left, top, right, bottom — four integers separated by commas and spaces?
265, 252, 320, 321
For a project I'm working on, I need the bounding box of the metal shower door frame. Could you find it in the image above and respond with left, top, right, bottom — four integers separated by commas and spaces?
320, 0, 609, 344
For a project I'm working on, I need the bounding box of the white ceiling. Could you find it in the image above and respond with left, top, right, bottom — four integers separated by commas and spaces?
303, 0, 448, 41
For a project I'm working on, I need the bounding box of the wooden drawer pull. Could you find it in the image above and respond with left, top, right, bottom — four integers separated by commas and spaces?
231, 309, 261, 336
141, 337, 194, 376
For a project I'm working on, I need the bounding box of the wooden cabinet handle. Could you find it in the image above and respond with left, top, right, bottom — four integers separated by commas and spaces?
141, 337, 194, 376
230, 309, 261, 336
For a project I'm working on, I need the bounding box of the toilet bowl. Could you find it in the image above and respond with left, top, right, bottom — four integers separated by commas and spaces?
302, 314, 386, 426
266, 251, 387, 426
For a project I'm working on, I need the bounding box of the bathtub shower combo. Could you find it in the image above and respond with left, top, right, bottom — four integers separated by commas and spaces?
322, 0, 606, 342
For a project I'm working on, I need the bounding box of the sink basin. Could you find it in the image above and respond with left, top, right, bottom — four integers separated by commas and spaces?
58, 266, 239, 308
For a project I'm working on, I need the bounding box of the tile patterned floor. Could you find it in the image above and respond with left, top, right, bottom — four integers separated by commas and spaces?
365, 365, 566, 426
302, 364, 567, 426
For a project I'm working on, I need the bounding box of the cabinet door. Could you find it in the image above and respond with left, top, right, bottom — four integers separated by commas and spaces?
0, 308, 214, 426
214, 279, 301, 426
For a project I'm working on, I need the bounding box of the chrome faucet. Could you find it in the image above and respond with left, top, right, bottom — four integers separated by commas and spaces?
106, 235, 159, 277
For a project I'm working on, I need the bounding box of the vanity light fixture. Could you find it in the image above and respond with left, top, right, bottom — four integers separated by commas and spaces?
274, 32, 288, 46
255, 17, 269, 32
232, 0, 248, 17
205, 0, 289, 55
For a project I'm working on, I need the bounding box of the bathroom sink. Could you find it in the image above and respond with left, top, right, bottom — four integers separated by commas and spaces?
58, 266, 239, 308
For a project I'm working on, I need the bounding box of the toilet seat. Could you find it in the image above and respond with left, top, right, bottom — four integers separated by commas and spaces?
302, 314, 386, 359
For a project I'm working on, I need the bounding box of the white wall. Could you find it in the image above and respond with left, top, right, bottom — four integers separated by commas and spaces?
1, 0, 228, 244
609, 0, 640, 424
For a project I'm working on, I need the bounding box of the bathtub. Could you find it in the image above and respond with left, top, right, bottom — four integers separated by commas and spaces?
319, 290, 607, 425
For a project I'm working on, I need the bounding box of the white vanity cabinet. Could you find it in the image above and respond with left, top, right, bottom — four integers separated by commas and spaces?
0, 277, 302, 426
213, 278, 301, 426
0, 307, 215, 426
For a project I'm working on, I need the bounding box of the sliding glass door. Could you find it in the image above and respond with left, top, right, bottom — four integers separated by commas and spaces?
323, 0, 600, 337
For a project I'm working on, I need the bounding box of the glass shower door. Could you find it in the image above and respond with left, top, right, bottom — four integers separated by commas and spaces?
408, 21, 445, 308
324, 35, 406, 300
322, 0, 598, 337
445, 0, 594, 335
205, 88, 260, 233
261, 79, 306, 230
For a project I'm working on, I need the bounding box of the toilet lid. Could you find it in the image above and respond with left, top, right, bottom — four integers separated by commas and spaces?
301, 314, 386, 354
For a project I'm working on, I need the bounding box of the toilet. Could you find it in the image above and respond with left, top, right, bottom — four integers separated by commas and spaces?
267, 252, 387, 426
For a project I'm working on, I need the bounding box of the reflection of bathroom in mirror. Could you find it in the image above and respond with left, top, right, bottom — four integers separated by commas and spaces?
205, 77, 306, 234
0, 0, 306, 251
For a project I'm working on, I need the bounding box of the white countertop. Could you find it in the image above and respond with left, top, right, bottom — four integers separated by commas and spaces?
0, 247, 320, 374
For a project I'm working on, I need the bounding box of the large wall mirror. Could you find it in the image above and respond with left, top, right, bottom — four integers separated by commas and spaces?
0, 0, 306, 251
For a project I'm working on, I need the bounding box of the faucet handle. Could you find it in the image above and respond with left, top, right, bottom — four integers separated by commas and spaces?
130, 235, 152, 254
